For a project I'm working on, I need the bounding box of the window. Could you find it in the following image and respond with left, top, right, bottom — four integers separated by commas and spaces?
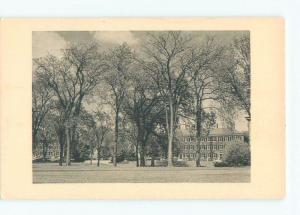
219, 145, 223, 149
190, 154, 194, 158
213, 145, 217, 150
190, 145, 194, 150
203, 153, 207, 158
220, 154, 223, 159
196, 145, 200, 150
214, 153, 217, 158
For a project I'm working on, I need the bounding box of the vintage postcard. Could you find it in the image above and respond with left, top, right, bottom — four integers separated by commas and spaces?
0, 18, 285, 199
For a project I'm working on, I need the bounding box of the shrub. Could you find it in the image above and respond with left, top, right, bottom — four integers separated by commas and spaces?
223, 142, 251, 166
214, 161, 228, 167
111, 151, 136, 163
174, 160, 188, 167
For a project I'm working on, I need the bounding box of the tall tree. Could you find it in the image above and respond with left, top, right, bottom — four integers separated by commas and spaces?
141, 31, 192, 166
186, 35, 224, 166
33, 113, 56, 162
124, 64, 165, 166
93, 110, 112, 167
104, 43, 133, 166
34, 42, 105, 166
32, 79, 53, 150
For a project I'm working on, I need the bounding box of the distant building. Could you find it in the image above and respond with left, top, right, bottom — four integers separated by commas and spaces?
177, 125, 249, 161
33, 124, 249, 162
33, 142, 60, 161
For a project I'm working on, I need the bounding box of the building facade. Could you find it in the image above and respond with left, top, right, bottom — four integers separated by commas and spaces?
33, 142, 60, 161
178, 127, 249, 161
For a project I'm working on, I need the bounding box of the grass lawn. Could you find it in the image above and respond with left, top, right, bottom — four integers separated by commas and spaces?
33, 161, 250, 183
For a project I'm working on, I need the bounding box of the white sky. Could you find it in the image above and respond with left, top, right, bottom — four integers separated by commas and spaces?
33, 32, 67, 58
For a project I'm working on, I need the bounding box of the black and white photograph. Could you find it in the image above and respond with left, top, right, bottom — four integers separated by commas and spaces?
32, 31, 251, 183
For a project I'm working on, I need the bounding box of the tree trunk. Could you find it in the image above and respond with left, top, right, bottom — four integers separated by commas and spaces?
58, 127, 65, 166
113, 109, 119, 167
195, 103, 202, 167
42, 140, 46, 162
72, 96, 83, 161
167, 97, 174, 167
32, 130, 38, 151
195, 140, 201, 167
90, 147, 93, 165
151, 154, 155, 167
135, 143, 139, 167
97, 147, 101, 167
140, 143, 146, 167
65, 126, 71, 166
71, 126, 80, 162
151, 141, 155, 167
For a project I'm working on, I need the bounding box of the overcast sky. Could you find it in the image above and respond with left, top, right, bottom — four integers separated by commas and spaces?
33, 31, 248, 58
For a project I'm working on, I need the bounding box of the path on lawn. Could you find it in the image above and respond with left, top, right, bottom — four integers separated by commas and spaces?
33, 162, 250, 183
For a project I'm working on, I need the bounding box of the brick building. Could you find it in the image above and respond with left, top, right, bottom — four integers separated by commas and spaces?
177, 126, 249, 161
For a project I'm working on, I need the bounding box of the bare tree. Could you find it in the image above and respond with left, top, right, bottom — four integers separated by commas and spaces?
94, 110, 112, 167
124, 64, 165, 167
104, 43, 133, 167
34, 42, 105, 166
141, 31, 192, 166
218, 34, 250, 119
32, 79, 53, 150
185, 35, 225, 166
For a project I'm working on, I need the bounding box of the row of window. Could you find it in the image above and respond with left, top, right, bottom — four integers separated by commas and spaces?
181, 144, 224, 150
34, 151, 59, 158
180, 153, 223, 159
183, 135, 243, 142
181, 124, 196, 130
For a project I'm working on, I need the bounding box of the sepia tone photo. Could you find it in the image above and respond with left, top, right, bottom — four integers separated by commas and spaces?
0, 18, 284, 199
32, 31, 251, 183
